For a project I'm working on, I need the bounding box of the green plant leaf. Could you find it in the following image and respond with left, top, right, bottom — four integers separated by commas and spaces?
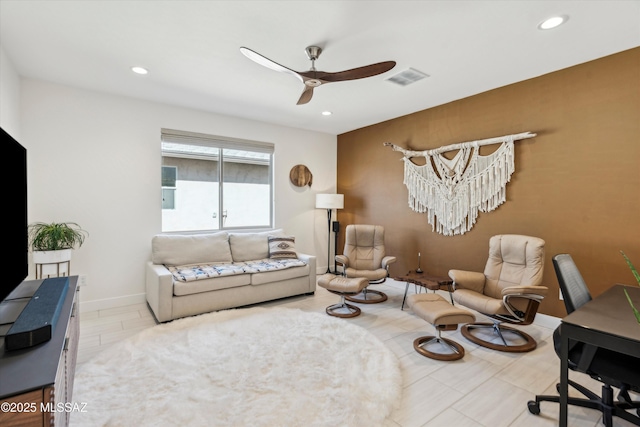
623, 288, 640, 324
620, 251, 640, 286
620, 251, 640, 325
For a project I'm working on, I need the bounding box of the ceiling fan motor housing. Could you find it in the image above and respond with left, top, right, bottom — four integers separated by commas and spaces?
305, 79, 322, 87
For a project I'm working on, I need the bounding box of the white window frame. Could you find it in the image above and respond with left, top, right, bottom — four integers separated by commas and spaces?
161, 128, 274, 231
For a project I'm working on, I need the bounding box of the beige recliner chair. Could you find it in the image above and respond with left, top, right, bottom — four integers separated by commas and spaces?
335, 224, 396, 304
448, 234, 548, 352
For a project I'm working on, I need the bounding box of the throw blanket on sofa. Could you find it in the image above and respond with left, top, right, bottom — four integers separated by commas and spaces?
168, 258, 307, 282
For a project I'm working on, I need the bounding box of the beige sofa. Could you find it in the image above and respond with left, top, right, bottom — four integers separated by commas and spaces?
145, 230, 316, 322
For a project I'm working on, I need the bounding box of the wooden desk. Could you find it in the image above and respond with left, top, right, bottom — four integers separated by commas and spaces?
395, 271, 454, 310
559, 285, 640, 427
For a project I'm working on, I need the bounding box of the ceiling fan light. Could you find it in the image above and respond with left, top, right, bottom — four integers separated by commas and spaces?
538, 15, 567, 30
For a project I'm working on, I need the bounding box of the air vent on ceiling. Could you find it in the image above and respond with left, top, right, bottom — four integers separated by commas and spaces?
385, 68, 429, 86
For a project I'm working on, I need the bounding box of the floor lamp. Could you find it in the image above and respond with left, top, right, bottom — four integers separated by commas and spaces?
316, 194, 344, 274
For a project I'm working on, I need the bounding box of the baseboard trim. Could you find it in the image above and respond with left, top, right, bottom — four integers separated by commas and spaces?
533, 312, 561, 329
79, 293, 146, 313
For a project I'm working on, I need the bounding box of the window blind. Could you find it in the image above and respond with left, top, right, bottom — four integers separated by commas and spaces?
161, 128, 274, 154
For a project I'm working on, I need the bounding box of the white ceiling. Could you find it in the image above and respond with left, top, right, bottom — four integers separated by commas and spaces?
1, 1, 639, 135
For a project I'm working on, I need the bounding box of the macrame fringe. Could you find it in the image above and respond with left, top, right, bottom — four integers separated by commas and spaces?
403, 140, 515, 236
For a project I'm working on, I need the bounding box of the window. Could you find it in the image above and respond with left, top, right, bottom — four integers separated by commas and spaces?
161, 166, 177, 210
160, 129, 273, 232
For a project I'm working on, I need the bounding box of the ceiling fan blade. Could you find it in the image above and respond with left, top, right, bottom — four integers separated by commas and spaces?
241, 46, 396, 106
309, 61, 397, 83
296, 86, 314, 105
240, 47, 303, 83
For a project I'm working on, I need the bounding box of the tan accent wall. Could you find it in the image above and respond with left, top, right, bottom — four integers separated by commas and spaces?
337, 47, 640, 318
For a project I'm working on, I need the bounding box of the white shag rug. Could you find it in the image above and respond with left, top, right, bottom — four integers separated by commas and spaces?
71, 307, 402, 427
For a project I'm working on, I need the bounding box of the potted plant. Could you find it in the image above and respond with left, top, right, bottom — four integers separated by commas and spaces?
28, 222, 88, 276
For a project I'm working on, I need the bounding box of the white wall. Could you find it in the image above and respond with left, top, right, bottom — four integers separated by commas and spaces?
21, 78, 337, 311
0, 46, 21, 137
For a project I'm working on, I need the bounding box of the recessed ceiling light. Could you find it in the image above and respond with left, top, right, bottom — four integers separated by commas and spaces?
131, 66, 148, 75
538, 15, 568, 30
321, 111, 332, 116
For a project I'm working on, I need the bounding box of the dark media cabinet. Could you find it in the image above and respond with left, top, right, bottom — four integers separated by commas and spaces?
0, 276, 79, 427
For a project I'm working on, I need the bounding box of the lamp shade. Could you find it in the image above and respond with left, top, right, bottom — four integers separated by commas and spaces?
316, 194, 344, 209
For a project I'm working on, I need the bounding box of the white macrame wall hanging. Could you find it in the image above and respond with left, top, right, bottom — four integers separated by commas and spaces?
384, 132, 536, 236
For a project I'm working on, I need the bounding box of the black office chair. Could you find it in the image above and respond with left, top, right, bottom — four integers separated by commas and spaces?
527, 254, 640, 427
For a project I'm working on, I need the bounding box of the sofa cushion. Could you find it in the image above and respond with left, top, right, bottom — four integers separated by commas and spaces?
229, 229, 283, 262
173, 274, 251, 296
152, 232, 232, 266
169, 257, 307, 295
268, 235, 297, 259
251, 262, 310, 286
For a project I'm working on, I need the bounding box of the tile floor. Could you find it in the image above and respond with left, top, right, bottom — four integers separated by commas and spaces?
77, 279, 639, 427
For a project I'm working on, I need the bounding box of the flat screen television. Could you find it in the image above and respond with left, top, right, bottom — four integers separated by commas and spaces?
1, 127, 28, 303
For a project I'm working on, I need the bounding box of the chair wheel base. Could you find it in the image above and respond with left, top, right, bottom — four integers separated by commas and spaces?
461, 322, 537, 353
413, 335, 465, 361
527, 400, 540, 415
345, 289, 388, 304
326, 302, 361, 318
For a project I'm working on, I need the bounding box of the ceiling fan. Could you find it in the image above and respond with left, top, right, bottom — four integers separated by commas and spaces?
240, 46, 396, 105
